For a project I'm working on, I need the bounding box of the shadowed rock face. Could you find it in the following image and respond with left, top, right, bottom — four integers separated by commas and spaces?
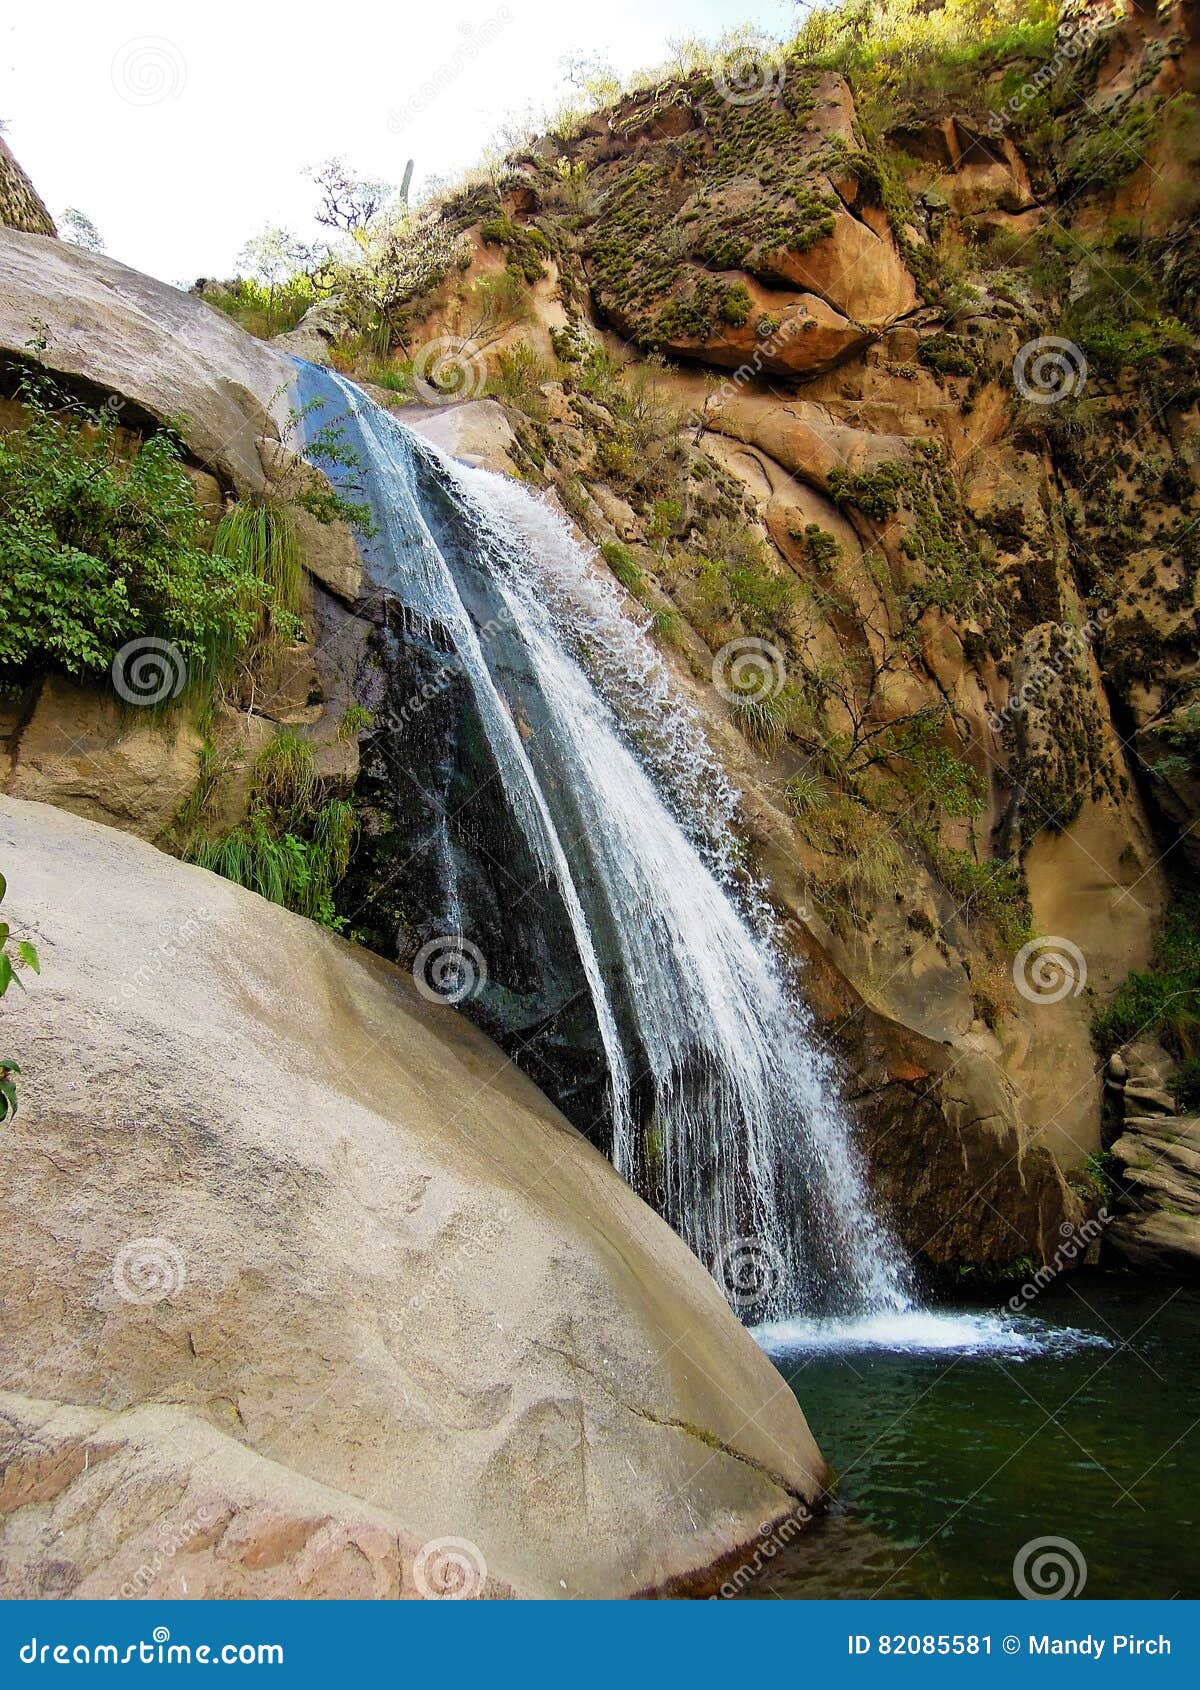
0, 228, 294, 491
0, 795, 827, 1599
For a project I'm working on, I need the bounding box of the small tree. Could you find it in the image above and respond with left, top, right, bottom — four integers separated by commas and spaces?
59, 208, 105, 251
236, 226, 319, 334
306, 157, 393, 241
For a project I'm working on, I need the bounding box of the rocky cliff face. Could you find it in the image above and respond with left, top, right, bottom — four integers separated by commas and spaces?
324, 0, 1198, 1274
3, 3, 1199, 1278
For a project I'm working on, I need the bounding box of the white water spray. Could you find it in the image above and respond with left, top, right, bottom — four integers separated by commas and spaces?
293, 363, 910, 1321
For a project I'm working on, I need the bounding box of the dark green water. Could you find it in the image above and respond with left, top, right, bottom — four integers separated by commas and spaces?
741, 1275, 1200, 1599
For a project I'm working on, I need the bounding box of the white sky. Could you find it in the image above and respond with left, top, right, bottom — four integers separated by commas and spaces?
3, 0, 797, 285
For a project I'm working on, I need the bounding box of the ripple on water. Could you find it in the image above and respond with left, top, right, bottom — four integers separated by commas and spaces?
752, 1307, 1111, 1359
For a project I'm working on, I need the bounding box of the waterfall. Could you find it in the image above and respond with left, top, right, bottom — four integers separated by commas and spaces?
290, 361, 910, 1322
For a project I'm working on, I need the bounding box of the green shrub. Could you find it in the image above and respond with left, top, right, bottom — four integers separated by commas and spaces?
932, 847, 1034, 950
478, 214, 550, 284
338, 704, 375, 741
251, 728, 317, 815
359, 359, 413, 395
729, 683, 800, 754
600, 539, 645, 595
203, 273, 316, 340
792, 522, 841, 572
186, 730, 357, 929
0, 868, 39, 1123
0, 365, 267, 690
1172, 1056, 1200, 1112
783, 769, 828, 814
1080, 1150, 1117, 1203
718, 283, 753, 326
212, 498, 303, 648
487, 340, 551, 416
1093, 896, 1200, 1056
649, 606, 684, 646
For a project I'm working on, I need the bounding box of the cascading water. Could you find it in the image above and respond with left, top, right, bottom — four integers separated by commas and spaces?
291, 359, 910, 1323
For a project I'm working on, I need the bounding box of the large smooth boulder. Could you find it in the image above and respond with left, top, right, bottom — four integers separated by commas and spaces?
0, 796, 825, 1599
0, 228, 294, 491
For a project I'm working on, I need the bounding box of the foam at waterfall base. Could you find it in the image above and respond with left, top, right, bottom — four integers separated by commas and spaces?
753, 1307, 1110, 1358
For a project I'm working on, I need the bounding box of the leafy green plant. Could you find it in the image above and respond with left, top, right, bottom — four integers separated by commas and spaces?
1093, 896, 1200, 1056
783, 769, 828, 814
1080, 1150, 1117, 1204
202, 272, 317, 340
185, 731, 357, 929
251, 728, 317, 814
0, 870, 39, 1122
930, 847, 1034, 950
0, 363, 267, 690
487, 340, 552, 416
600, 539, 645, 595
338, 704, 375, 741
211, 498, 303, 650
728, 682, 800, 754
